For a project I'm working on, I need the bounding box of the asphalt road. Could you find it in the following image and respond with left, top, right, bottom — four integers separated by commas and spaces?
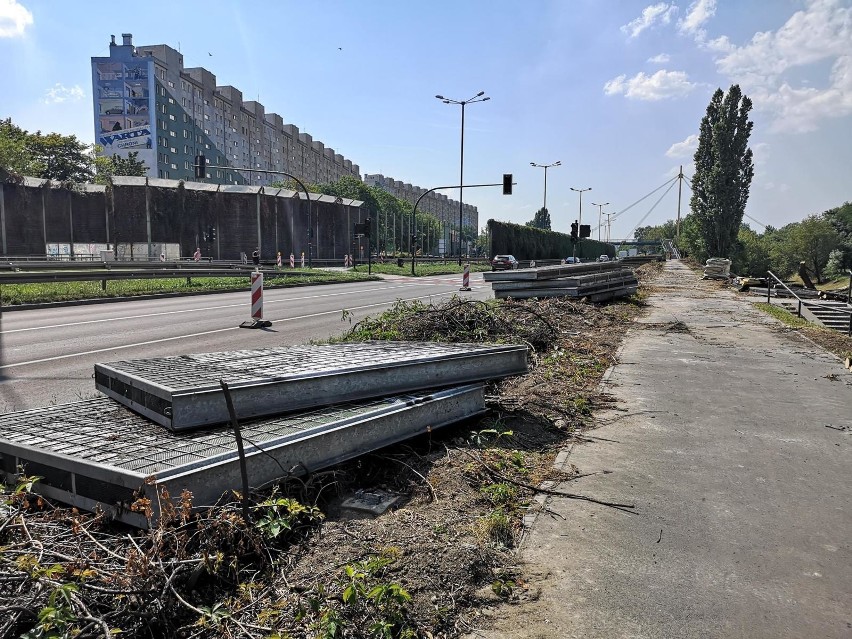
0, 273, 490, 413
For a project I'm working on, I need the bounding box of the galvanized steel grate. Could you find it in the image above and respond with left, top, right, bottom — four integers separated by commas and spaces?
95, 341, 527, 430
0, 385, 486, 526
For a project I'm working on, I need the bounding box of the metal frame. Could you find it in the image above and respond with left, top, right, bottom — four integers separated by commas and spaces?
0, 386, 486, 527
95, 342, 527, 430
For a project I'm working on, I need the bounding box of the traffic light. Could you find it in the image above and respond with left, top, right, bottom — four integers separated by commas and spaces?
579, 224, 591, 239
209, 226, 216, 242
364, 217, 371, 237
502, 173, 513, 195
194, 154, 206, 179
570, 221, 578, 239
411, 234, 417, 245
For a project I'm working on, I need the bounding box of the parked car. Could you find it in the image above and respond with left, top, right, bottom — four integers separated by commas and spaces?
598, 255, 610, 262
491, 254, 519, 271
563, 257, 579, 264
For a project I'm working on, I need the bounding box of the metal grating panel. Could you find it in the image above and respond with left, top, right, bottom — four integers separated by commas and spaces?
0, 386, 486, 526
95, 341, 526, 430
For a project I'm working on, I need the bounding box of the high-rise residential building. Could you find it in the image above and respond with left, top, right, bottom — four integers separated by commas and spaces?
363, 173, 479, 236
91, 34, 360, 186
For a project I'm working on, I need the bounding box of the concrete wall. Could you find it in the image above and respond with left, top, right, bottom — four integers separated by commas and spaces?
0, 177, 363, 261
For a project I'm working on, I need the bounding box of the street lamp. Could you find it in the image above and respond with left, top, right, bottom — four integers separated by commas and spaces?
569, 186, 592, 229
435, 91, 490, 264
591, 201, 609, 242
530, 161, 561, 216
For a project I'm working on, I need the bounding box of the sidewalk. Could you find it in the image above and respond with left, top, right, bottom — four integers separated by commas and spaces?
482, 260, 850, 638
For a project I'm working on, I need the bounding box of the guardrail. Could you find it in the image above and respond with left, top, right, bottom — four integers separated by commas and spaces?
767, 270, 852, 336
0, 267, 311, 286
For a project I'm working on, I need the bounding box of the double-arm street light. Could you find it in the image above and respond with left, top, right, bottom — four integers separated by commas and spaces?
530, 161, 561, 215
591, 201, 609, 242
435, 91, 490, 264
570, 186, 592, 229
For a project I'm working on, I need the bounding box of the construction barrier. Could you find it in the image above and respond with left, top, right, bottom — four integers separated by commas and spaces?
460, 263, 471, 291
301, 252, 305, 268
344, 254, 352, 267
290, 253, 295, 268
251, 271, 264, 320
276, 252, 282, 268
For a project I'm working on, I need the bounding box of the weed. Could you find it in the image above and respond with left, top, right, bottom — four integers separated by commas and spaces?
475, 508, 514, 547
480, 482, 518, 506
253, 493, 323, 540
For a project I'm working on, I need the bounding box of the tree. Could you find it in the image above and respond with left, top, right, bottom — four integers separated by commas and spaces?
635, 220, 677, 241
690, 85, 754, 258
526, 207, 551, 230
1, 119, 94, 182
93, 147, 147, 184
732, 225, 770, 276
788, 214, 839, 284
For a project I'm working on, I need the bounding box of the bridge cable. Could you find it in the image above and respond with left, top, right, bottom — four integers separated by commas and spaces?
618, 179, 679, 247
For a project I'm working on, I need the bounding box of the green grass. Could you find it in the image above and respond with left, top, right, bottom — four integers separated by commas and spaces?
754, 302, 814, 328
350, 261, 491, 277
0, 270, 379, 306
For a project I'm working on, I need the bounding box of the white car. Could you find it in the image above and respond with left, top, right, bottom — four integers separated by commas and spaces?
598, 255, 610, 262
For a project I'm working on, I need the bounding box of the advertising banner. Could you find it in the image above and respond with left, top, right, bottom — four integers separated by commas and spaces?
99, 125, 152, 151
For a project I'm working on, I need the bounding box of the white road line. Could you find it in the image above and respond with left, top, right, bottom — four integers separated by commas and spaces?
0, 283, 428, 334
0, 291, 457, 370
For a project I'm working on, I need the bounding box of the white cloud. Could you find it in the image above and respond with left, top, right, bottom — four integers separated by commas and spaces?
711, 0, 852, 132
678, 0, 716, 39
621, 3, 677, 39
42, 83, 84, 104
648, 53, 671, 64
604, 70, 697, 101
0, 0, 33, 37
665, 133, 698, 158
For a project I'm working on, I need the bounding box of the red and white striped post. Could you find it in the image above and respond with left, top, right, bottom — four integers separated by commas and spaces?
251, 271, 263, 320
460, 262, 471, 291
240, 270, 271, 328
300, 252, 305, 268
276, 252, 282, 268
289, 253, 295, 268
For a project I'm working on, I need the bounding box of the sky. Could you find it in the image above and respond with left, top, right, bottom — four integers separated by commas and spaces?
0, 0, 850, 240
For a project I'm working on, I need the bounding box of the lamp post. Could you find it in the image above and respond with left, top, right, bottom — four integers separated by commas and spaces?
605, 212, 613, 244
591, 201, 609, 242
530, 161, 560, 219
435, 91, 490, 264
569, 186, 591, 260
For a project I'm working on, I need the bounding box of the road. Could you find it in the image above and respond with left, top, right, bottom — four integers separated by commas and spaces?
0, 273, 490, 413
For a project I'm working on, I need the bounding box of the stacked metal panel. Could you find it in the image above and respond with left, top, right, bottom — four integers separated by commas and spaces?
483, 263, 638, 301
95, 342, 528, 430
0, 387, 486, 526
1, 341, 528, 524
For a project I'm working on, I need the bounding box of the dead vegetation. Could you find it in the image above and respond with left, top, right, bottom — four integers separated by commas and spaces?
0, 265, 661, 639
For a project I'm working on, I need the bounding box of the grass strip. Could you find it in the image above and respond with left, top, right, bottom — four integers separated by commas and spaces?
0, 271, 378, 306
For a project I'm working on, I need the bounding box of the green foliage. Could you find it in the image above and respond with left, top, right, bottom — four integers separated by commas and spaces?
787, 214, 839, 283
488, 219, 612, 260
480, 482, 518, 506
475, 508, 514, 547
732, 225, 771, 276
0, 118, 95, 182
635, 220, 677, 242
22, 583, 79, 639
253, 494, 323, 540
526, 207, 552, 230
93, 146, 147, 184
690, 85, 755, 258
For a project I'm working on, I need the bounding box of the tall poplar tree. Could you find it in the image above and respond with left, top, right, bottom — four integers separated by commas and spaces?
690, 85, 754, 258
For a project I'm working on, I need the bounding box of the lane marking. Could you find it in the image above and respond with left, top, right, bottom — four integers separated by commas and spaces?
0, 283, 434, 334
0, 290, 460, 370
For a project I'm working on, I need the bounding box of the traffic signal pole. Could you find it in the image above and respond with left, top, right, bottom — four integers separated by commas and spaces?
409, 177, 514, 275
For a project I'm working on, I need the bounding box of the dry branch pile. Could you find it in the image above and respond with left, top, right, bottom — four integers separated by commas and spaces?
1, 268, 659, 639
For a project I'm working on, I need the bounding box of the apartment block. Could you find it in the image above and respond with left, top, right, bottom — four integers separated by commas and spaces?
91, 34, 360, 186
363, 173, 479, 233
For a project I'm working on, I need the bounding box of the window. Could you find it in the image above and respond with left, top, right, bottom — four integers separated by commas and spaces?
161, 104, 167, 114
169, 114, 175, 121
184, 145, 189, 154
183, 130, 189, 139
169, 130, 176, 137
168, 97, 174, 104
184, 160, 190, 170
168, 80, 174, 88
170, 163, 177, 170
170, 147, 177, 153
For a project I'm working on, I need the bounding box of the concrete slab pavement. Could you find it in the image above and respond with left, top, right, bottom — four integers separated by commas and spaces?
480, 260, 851, 638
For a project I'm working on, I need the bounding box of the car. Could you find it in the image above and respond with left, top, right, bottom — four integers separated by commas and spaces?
598, 255, 610, 262
104, 106, 124, 115
491, 254, 519, 271
563, 257, 579, 264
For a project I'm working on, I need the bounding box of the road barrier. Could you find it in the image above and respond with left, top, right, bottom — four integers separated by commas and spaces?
301, 252, 305, 268
460, 263, 471, 291
240, 271, 271, 329
290, 253, 295, 268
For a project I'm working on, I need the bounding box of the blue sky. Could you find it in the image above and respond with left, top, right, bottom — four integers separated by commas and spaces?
1, 0, 850, 240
